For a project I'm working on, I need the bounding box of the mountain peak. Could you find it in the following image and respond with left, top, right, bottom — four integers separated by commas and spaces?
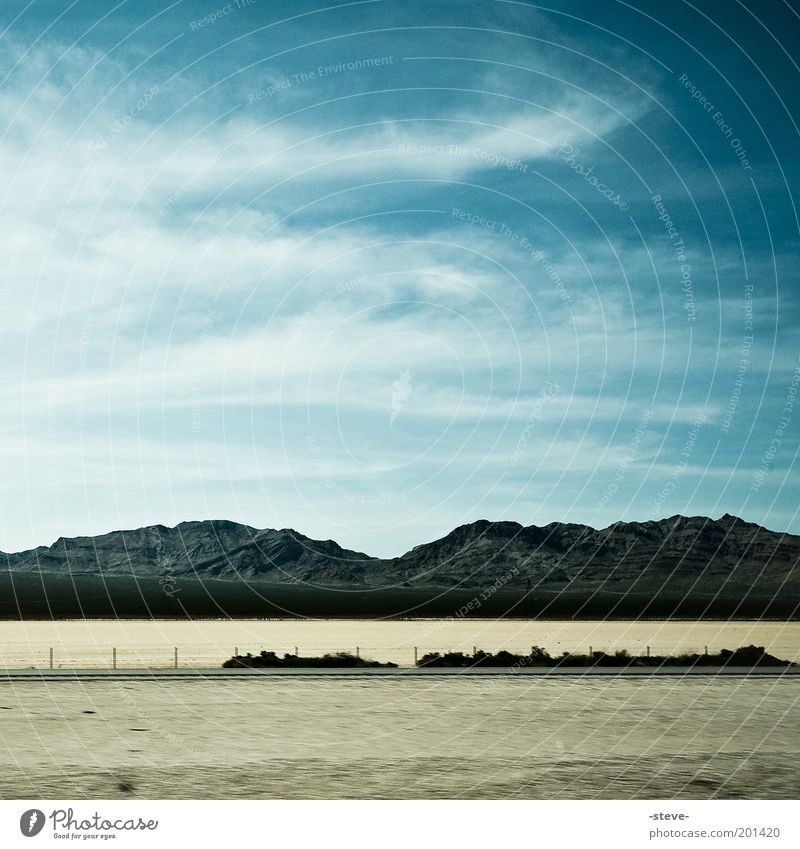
719, 512, 746, 524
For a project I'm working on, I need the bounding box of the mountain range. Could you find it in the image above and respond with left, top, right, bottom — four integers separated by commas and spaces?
4, 514, 799, 597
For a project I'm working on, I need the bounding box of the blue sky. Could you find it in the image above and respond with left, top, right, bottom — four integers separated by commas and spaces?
1, 0, 799, 556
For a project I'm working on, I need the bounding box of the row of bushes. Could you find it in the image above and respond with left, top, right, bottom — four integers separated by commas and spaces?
416, 645, 794, 667
222, 645, 794, 668
223, 650, 397, 668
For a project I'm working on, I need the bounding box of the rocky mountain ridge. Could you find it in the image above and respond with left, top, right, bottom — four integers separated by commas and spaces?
3, 514, 799, 593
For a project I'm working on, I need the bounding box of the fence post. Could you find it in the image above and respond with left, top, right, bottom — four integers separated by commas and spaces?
355, 646, 360, 659
112, 647, 117, 670
295, 646, 298, 657
174, 647, 178, 669
704, 645, 708, 656
473, 645, 476, 657
414, 646, 418, 665
646, 646, 650, 658
49, 647, 53, 670
235, 646, 238, 657
589, 646, 592, 656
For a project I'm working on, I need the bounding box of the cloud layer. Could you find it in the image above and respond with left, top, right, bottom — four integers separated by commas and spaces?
1, 1, 798, 555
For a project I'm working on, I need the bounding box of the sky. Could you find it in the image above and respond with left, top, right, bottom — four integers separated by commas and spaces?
1, 0, 799, 557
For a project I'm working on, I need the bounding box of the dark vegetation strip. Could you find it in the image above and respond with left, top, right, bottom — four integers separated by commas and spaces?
1, 574, 796, 619
224, 645, 794, 669
223, 651, 397, 668
415, 645, 794, 668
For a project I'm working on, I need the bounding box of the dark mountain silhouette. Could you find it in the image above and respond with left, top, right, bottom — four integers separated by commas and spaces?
3, 514, 799, 597
2, 520, 373, 584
